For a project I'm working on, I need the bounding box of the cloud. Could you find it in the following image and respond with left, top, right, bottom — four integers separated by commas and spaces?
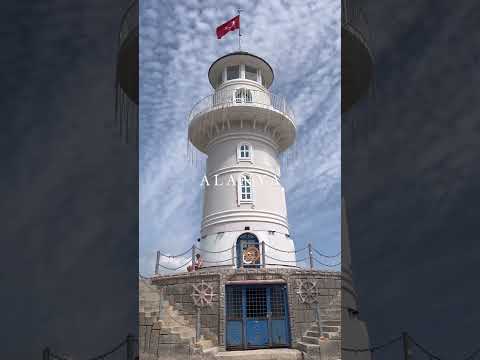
139, 0, 340, 276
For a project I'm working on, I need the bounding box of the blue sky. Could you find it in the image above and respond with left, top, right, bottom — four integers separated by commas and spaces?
139, 0, 340, 276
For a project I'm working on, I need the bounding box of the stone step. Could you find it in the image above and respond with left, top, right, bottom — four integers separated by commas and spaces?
322, 326, 339, 333
323, 320, 340, 326
215, 348, 303, 360
297, 341, 320, 353
302, 336, 320, 345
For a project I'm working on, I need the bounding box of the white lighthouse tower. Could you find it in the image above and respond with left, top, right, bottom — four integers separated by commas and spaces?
188, 51, 297, 268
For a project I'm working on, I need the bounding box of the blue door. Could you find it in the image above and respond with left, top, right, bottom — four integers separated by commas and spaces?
226, 285, 290, 350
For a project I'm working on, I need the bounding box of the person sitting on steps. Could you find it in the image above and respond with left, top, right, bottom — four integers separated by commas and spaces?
187, 254, 203, 272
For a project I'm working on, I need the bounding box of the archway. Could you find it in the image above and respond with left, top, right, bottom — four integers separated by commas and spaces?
236, 232, 260, 268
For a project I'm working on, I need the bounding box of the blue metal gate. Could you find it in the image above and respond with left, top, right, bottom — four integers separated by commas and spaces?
226, 284, 290, 350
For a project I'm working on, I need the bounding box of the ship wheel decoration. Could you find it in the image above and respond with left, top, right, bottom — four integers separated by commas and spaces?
191, 281, 216, 307
242, 245, 260, 264
296, 280, 320, 304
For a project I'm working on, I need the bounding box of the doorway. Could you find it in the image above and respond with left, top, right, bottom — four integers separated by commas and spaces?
225, 284, 290, 350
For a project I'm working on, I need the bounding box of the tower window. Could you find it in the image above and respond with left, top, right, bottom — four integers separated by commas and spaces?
227, 65, 240, 80
216, 70, 223, 86
234, 88, 252, 103
237, 143, 253, 162
245, 65, 258, 82
238, 174, 253, 203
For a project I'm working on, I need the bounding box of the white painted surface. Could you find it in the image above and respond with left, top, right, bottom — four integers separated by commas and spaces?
189, 53, 297, 268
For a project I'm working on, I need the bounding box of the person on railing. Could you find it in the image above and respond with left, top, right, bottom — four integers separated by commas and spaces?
187, 254, 203, 272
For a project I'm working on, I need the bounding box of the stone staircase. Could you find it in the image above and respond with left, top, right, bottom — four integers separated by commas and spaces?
139, 277, 218, 359
215, 349, 302, 360
296, 295, 341, 360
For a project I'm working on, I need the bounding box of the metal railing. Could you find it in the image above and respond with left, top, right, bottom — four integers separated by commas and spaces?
43, 334, 137, 360
119, 0, 138, 46
188, 88, 296, 127
154, 241, 340, 274
342, 0, 371, 47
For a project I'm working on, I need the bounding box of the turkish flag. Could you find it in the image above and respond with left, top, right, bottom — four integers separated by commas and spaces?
216, 15, 240, 39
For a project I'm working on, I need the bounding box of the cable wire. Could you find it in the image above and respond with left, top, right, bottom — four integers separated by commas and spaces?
264, 254, 307, 263
157, 246, 193, 258
313, 248, 341, 258
342, 335, 402, 352
313, 257, 341, 267
263, 242, 307, 253
202, 257, 234, 264
408, 335, 443, 360
86, 339, 127, 360
196, 246, 233, 254
156, 258, 191, 271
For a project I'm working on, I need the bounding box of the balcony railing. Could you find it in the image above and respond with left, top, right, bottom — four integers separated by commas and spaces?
342, 0, 371, 47
119, 0, 138, 46
188, 88, 296, 127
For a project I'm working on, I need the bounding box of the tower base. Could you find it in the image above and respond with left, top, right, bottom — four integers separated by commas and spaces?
140, 268, 340, 359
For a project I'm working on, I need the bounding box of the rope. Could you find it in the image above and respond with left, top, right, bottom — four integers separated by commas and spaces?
313, 257, 341, 267
342, 335, 402, 352
313, 248, 341, 258
202, 257, 234, 264
157, 247, 192, 258
156, 258, 191, 271
196, 246, 233, 254
264, 254, 307, 263
408, 335, 443, 360
263, 242, 307, 253
86, 339, 127, 360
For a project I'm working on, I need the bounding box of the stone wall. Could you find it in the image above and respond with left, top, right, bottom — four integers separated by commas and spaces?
151, 268, 341, 352
286, 270, 341, 342
152, 271, 221, 344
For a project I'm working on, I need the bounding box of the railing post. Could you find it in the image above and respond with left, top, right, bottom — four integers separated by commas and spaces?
155, 250, 160, 275
196, 307, 201, 343
308, 243, 314, 269
191, 245, 196, 271
126, 333, 134, 360
402, 331, 411, 360
43, 347, 50, 360
261, 241, 266, 268
316, 302, 324, 339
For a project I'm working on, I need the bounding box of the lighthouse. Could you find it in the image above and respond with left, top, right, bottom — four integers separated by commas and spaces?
188, 51, 297, 268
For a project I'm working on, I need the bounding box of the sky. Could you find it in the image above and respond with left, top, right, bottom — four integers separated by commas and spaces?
139, 0, 340, 276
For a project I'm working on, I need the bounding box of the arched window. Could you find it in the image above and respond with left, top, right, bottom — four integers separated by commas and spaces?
237, 143, 253, 161
238, 173, 253, 204
234, 88, 252, 103
236, 232, 260, 268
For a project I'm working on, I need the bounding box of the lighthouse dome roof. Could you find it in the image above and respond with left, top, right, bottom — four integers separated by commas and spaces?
208, 51, 274, 89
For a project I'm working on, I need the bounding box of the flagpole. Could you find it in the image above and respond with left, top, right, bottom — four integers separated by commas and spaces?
237, 9, 242, 50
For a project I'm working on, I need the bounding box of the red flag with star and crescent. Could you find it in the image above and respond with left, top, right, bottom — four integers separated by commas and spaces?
216, 15, 240, 39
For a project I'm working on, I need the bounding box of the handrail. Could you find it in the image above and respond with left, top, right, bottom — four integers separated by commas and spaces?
188, 88, 296, 127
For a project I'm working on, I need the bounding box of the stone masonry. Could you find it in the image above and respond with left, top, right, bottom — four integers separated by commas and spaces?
141, 268, 341, 359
